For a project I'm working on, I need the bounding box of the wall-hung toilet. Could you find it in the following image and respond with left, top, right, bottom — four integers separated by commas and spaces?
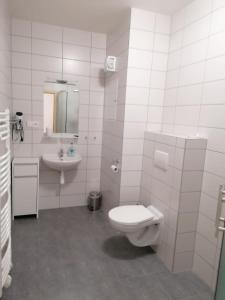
108, 205, 163, 247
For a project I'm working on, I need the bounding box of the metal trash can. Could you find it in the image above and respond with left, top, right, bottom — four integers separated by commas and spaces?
87, 191, 102, 211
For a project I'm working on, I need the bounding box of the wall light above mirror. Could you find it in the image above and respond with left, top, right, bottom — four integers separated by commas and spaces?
43, 80, 79, 138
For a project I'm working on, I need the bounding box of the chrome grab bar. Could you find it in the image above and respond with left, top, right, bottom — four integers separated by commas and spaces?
215, 185, 225, 236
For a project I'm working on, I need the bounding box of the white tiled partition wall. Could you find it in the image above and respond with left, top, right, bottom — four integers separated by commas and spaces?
161, 0, 225, 289
0, 0, 11, 112
11, 18, 106, 209
140, 131, 207, 273
100, 14, 130, 210
120, 8, 171, 204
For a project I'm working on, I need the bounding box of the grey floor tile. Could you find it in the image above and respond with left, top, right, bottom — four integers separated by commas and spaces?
2, 207, 214, 300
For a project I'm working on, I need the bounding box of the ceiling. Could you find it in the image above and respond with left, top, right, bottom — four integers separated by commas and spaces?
9, 0, 193, 33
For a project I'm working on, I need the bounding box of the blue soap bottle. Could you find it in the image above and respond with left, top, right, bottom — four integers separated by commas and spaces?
67, 142, 76, 157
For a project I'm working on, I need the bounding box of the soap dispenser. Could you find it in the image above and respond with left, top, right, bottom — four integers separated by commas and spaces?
67, 142, 76, 157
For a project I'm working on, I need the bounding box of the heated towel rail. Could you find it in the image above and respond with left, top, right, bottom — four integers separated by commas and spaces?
0, 109, 12, 297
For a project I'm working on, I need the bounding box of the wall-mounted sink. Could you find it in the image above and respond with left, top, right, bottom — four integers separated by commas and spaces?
42, 154, 82, 184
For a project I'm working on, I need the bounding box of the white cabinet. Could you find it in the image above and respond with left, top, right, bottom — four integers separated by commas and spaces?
12, 158, 39, 218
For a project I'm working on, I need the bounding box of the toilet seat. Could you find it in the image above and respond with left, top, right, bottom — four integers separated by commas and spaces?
109, 205, 154, 226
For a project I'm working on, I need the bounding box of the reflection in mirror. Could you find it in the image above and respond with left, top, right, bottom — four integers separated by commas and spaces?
43, 81, 79, 136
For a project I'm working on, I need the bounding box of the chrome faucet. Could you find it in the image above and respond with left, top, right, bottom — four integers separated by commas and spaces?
59, 148, 64, 159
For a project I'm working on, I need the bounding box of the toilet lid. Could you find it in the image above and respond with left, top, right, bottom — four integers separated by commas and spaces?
109, 205, 154, 226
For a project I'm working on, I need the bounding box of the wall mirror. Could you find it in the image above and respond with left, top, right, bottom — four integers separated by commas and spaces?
43, 81, 79, 138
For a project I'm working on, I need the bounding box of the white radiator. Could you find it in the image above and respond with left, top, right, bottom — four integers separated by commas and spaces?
0, 109, 12, 297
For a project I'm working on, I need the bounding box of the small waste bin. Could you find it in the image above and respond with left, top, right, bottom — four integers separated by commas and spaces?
87, 191, 102, 211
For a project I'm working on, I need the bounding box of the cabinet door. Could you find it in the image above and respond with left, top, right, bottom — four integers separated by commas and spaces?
14, 177, 37, 216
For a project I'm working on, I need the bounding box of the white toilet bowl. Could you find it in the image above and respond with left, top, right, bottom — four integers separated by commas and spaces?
108, 205, 163, 247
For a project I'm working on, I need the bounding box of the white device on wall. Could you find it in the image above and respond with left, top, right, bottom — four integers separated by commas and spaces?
105, 56, 117, 72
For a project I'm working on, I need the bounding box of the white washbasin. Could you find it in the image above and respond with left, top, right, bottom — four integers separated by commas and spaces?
42, 154, 82, 184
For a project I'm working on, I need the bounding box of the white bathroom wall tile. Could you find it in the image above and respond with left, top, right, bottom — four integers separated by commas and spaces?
181, 171, 203, 192
185, 138, 207, 149
32, 22, 62, 42
61, 182, 86, 195
128, 49, 153, 69
63, 59, 90, 76
213, 0, 225, 9
12, 52, 31, 69
183, 149, 206, 171
63, 43, 90, 61
178, 212, 198, 233
89, 105, 104, 119
193, 254, 214, 287
12, 84, 31, 100
60, 194, 86, 208
129, 29, 154, 50
31, 86, 43, 102
199, 105, 225, 128
205, 150, 225, 178
171, 9, 186, 32
123, 139, 143, 155
126, 86, 149, 105
208, 31, 225, 59
180, 192, 201, 213
149, 89, 164, 106
39, 183, 60, 197
123, 123, 146, 139
120, 186, 140, 204
39, 196, 60, 209
152, 53, 168, 71
121, 171, 142, 186
87, 144, 102, 157
12, 36, 31, 53
32, 39, 62, 58
90, 78, 104, 92
91, 48, 106, 64
183, 16, 211, 46
90, 91, 104, 106
122, 155, 143, 171
130, 8, 155, 31
32, 55, 62, 73
177, 84, 202, 106
92, 33, 106, 49
202, 80, 225, 105
32, 70, 61, 85
181, 39, 208, 67
127, 68, 151, 87
12, 68, 31, 85
12, 18, 31, 37
63, 27, 91, 46
88, 118, 103, 131
175, 106, 200, 127
211, 6, 225, 34
125, 105, 148, 122
167, 50, 181, 70
151, 71, 166, 89
176, 232, 196, 252
148, 106, 163, 124
199, 192, 217, 221
185, 0, 212, 25
170, 31, 183, 51
197, 214, 218, 245
154, 34, 170, 53
166, 69, 179, 88
91, 63, 105, 78
179, 62, 205, 86
63, 74, 90, 90
13, 99, 31, 114
155, 14, 171, 34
